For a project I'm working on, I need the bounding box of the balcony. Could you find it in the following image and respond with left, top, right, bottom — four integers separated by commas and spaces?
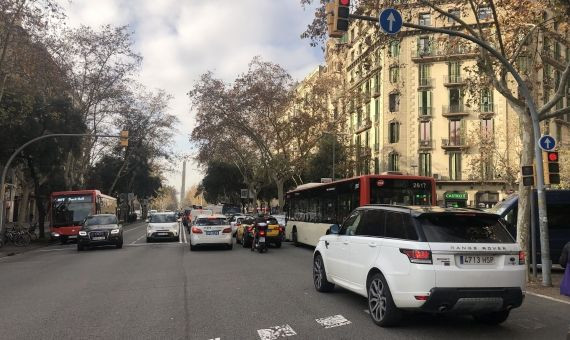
479, 103, 497, 118
442, 104, 471, 117
418, 106, 433, 118
372, 87, 381, 98
418, 139, 433, 150
441, 138, 468, 150
355, 118, 372, 134
411, 45, 477, 63
418, 77, 434, 88
443, 75, 465, 86
358, 146, 372, 158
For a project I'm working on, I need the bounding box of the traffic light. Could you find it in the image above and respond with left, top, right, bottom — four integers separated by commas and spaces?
327, 0, 351, 38
120, 130, 129, 147
546, 151, 560, 184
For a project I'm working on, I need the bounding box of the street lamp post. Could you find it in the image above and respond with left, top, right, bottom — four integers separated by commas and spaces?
0, 133, 121, 239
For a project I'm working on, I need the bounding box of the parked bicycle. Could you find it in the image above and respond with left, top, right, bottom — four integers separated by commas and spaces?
4, 227, 31, 247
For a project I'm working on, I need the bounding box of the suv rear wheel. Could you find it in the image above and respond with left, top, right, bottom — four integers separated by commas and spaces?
473, 310, 510, 325
367, 273, 401, 327
313, 254, 334, 292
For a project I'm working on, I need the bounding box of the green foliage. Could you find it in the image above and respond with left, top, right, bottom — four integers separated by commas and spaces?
303, 134, 347, 182
200, 161, 245, 204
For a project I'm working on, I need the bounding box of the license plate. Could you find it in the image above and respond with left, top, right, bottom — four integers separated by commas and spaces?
206, 231, 219, 235
460, 255, 495, 265
259, 237, 265, 242
92, 236, 105, 241
158, 232, 169, 236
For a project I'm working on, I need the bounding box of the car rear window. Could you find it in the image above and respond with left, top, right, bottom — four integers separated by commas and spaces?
418, 213, 514, 243
195, 218, 226, 226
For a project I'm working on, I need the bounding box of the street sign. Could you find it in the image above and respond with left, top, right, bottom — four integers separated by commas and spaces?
379, 8, 403, 34
538, 135, 556, 151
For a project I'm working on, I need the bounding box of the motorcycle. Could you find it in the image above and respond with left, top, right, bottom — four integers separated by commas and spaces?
251, 222, 267, 253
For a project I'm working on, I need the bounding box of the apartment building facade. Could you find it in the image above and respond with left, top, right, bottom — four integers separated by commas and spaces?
321, 2, 570, 208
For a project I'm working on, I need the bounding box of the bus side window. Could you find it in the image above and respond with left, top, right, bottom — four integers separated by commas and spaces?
96, 197, 102, 214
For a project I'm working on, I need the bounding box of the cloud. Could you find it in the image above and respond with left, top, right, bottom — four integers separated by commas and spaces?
59, 0, 323, 197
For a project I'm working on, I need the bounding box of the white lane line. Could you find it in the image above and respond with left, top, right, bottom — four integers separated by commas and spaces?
257, 324, 296, 340
179, 223, 183, 244
124, 225, 144, 233
208, 338, 220, 340
38, 248, 72, 252
125, 243, 181, 247
526, 291, 570, 305
130, 233, 146, 245
363, 309, 370, 314
315, 315, 351, 329
182, 224, 188, 244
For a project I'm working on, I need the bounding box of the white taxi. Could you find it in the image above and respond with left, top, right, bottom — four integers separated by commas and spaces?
190, 214, 233, 251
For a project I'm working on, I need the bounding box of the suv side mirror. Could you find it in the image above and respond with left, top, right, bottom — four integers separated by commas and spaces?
329, 224, 340, 235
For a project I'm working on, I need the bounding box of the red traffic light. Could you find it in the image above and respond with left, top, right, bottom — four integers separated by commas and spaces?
340, 0, 350, 5
548, 152, 558, 162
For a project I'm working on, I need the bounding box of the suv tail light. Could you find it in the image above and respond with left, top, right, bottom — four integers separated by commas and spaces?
191, 227, 202, 234
518, 251, 525, 265
222, 227, 232, 233
259, 230, 266, 236
400, 249, 432, 264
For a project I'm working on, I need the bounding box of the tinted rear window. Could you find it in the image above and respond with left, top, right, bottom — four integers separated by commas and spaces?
195, 218, 226, 226
418, 214, 514, 243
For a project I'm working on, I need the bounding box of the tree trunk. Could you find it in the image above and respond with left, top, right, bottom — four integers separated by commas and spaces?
27, 158, 46, 239
516, 112, 533, 277
275, 177, 284, 213
16, 179, 31, 225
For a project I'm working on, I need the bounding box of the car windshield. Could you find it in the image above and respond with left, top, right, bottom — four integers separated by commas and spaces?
195, 218, 226, 226
52, 195, 93, 226
85, 215, 117, 226
418, 213, 514, 243
150, 214, 177, 223
266, 218, 278, 225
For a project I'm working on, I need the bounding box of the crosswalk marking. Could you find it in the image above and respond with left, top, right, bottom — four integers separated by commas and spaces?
257, 324, 297, 340
315, 314, 351, 329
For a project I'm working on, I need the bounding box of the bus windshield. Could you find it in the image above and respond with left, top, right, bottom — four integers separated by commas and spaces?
369, 179, 432, 206
52, 195, 93, 226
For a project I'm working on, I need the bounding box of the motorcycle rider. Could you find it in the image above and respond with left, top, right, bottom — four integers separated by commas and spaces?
251, 214, 267, 251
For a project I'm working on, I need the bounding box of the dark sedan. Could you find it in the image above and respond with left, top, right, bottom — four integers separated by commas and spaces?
77, 214, 123, 251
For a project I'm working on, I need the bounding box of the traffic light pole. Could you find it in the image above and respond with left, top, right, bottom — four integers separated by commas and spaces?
348, 13, 552, 286
0, 133, 121, 241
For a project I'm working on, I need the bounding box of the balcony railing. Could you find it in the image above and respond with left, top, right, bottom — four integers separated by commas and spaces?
358, 146, 372, 158
443, 75, 465, 86
418, 77, 434, 88
418, 106, 433, 116
372, 87, 381, 98
441, 137, 468, 149
355, 118, 372, 134
442, 104, 471, 117
480, 103, 496, 114
411, 45, 476, 61
418, 139, 433, 149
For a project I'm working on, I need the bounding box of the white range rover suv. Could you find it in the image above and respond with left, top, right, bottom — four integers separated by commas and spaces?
313, 205, 525, 327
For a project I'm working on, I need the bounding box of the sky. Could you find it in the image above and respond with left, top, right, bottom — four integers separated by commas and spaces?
59, 0, 324, 198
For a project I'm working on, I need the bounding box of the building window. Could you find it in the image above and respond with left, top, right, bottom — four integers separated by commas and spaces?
449, 88, 463, 112
554, 42, 562, 61
419, 153, 431, 176
418, 36, 431, 55
449, 119, 463, 146
365, 131, 370, 147
389, 40, 400, 57
374, 157, 380, 174
449, 152, 462, 180
481, 88, 494, 112
419, 13, 431, 26
374, 73, 380, 93
374, 125, 379, 147
374, 98, 379, 122
389, 121, 400, 143
418, 90, 432, 116
389, 93, 399, 112
388, 152, 399, 172
481, 119, 494, 140
448, 9, 460, 22
477, 7, 492, 20
389, 66, 399, 83
419, 64, 430, 86
420, 120, 431, 142
448, 61, 461, 82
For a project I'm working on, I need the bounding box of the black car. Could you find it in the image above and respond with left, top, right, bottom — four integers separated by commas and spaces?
77, 214, 123, 251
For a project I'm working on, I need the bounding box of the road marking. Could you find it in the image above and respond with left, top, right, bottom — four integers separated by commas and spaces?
179, 223, 183, 244
257, 324, 296, 340
363, 309, 370, 314
125, 243, 181, 247
124, 225, 144, 233
526, 291, 570, 305
208, 338, 220, 340
315, 315, 351, 329
38, 248, 71, 252
182, 225, 188, 244
130, 233, 146, 245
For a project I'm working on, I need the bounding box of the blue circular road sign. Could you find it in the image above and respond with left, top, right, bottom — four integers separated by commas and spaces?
538, 135, 556, 151
379, 8, 403, 34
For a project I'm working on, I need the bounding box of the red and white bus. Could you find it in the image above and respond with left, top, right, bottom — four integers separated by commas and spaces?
50, 190, 117, 243
285, 174, 436, 247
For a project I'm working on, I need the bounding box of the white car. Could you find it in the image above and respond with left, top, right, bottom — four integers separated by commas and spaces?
146, 212, 180, 242
190, 214, 233, 250
313, 205, 525, 327
229, 214, 248, 235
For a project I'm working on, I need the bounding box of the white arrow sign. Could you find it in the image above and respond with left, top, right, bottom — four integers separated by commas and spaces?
387, 12, 395, 31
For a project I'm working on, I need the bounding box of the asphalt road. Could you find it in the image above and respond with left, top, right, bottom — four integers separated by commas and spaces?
0, 220, 569, 340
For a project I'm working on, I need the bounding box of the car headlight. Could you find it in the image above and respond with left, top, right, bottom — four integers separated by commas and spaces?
52, 232, 60, 237
110, 229, 120, 234
78, 231, 87, 236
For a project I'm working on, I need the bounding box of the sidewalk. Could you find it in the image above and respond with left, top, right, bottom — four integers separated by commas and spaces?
0, 237, 54, 259
526, 271, 570, 303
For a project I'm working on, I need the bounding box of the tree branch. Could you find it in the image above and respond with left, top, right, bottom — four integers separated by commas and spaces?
488, 0, 506, 57
539, 106, 570, 121
539, 61, 570, 117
